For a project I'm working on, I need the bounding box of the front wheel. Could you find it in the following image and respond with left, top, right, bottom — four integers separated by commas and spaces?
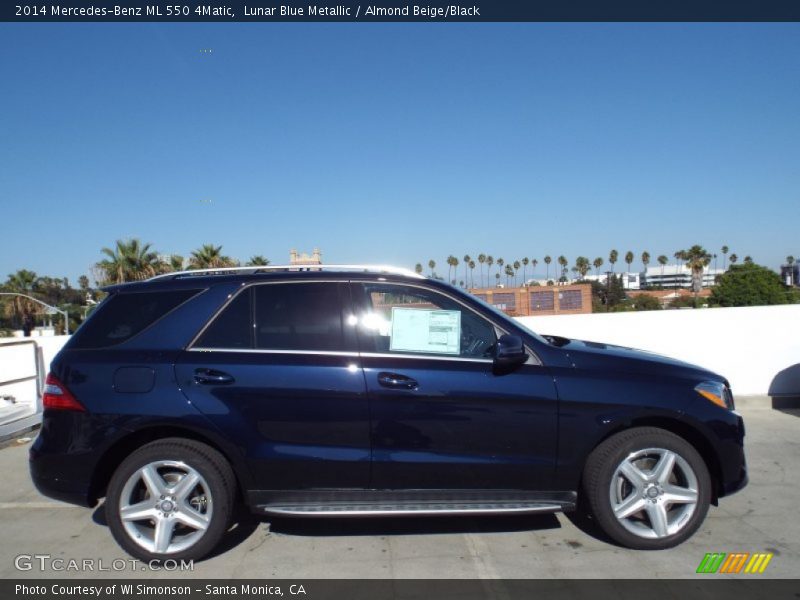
105, 438, 235, 562
583, 427, 711, 550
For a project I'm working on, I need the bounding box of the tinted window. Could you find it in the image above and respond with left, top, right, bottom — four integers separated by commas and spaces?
195, 290, 252, 349
254, 283, 346, 351
357, 284, 496, 358
71, 289, 199, 349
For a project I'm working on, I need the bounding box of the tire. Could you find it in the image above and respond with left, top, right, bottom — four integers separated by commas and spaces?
105, 438, 235, 562
582, 427, 711, 550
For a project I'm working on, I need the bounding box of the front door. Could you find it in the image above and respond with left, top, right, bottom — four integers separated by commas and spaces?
175, 281, 370, 491
352, 281, 559, 491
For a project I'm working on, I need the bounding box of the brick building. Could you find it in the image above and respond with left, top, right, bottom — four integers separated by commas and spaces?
469, 284, 593, 317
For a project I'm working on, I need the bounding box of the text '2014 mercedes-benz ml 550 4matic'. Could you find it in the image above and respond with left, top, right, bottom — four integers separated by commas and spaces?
30, 265, 747, 561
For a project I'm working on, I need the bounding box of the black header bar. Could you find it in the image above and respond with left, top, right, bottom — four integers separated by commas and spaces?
4, 0, 800, 22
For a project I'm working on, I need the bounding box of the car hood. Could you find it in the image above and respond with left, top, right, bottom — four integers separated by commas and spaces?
546, 335, 725, 383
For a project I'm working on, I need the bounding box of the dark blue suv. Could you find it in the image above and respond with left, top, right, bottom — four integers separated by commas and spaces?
30, 265, 747, 561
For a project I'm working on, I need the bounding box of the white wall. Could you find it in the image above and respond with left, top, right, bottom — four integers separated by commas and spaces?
517, 305, 800, 396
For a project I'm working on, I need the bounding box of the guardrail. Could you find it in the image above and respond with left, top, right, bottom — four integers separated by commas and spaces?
0, 339, 45, 440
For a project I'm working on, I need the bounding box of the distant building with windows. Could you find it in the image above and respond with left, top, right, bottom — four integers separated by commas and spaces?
641, 265, 725, 289
469, 284, 593, 317
289, 248, 322, 265
582, 272, 641, 290
780, 264, 799, 287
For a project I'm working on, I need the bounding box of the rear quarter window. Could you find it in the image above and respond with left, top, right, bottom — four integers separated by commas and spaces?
69, 289, 200, 349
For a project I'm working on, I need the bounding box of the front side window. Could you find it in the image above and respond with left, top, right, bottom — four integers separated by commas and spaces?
355, 283, 497, 359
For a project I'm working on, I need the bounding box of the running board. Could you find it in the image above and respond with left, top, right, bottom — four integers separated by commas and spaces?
257, 501, 564, 517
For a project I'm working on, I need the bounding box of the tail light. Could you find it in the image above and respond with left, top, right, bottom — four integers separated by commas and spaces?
43, 373, 86, 412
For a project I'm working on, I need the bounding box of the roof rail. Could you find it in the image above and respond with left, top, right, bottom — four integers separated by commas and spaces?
147, 264, 425, 281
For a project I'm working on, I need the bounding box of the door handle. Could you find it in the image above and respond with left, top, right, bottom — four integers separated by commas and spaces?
194, 368, 235, 385
377, 372, 418, 390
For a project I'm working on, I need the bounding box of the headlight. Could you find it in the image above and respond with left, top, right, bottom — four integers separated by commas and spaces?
695, 381, 734, 410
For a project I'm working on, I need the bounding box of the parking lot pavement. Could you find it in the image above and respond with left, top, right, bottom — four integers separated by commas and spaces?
1, 399, 798, 580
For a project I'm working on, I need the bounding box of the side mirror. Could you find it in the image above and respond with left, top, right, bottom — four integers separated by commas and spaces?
494, 334, 528, 372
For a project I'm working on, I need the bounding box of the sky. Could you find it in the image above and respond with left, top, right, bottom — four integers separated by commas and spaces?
1, 23, 799, 284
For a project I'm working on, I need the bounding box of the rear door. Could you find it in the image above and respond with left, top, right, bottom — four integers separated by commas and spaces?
175, 281, 370, 491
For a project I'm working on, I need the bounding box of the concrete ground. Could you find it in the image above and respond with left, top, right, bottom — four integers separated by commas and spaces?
1, 398, 798, 579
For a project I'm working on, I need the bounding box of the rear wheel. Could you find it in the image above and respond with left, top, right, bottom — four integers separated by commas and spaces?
106, 438, 234, 562
583, 427, 711, 550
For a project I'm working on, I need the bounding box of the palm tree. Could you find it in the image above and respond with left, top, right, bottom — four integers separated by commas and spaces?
446, 255, 457, 283
624, 251, 634, 274
504, 264, 514, 286
2, 269, 41, 326
189, 244, 237, 270
477, 254, 487, 287
729, 253, 738, 265
721, 245, 729, 270
428, 259, 436, 276
521, 257, 529, 285
495, 272, 501, 286
574, 256, 591, 279
712, 253, 717, 272
513, 260, 521, 287
168, 255, 185, 271
641, 251, 650, 272
96, 238, 161, 284
609, 250, 618, 274
557, 256, 568, 282
683, 245, 712, 294
593, 257, 604, 276
469, 260, 476, 288
658, 254, 668, 277
414, 263, 423, 276
486, 256, 494, 286
532, 259, 539, 281
744, 255, 753, 264
544, 255, 552, 281
246, 255, 270, 266
463, 255, 471, 286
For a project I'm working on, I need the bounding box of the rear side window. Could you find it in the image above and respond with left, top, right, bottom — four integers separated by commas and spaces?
194, 282, 352, 352
71, 289, 199, 349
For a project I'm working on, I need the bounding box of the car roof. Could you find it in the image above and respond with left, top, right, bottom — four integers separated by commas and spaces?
102, 265, 429, 293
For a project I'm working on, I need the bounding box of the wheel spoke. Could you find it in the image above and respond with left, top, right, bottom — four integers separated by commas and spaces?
153, 517, 176, 553
170, 471, 200, 503
662, 484, 698, 505
140, 465, 166, 498
652, 451, 676, 485
175, 505, 210, 531
613, 494, 647, 520
120, 500, 157, 522
646, 502, 670, 537
619, 460, 648, 488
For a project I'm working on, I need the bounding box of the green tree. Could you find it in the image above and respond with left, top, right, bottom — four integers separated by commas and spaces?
744, 255, 753, 264
721, 245, 729, 270
683, 245, 712, 294
624, 251, 634, 273
532, 258, 539, 280
574, 256, 591, 279
2, 269, 40, 327
468, 260, 476, 288
657, 255, 668, 277
711, 263, 795, 306
513, 260, 521, 286
477, 254, 486, 287
96, 239, 161, 284
557, 255, 568, 281
462, 255, 470, 287
521, 257, 529, 285
189, 244, 237, 269
428, 259, 436, 276
641, 251, 650, 272
632, 294, 662, 311
504, 264, 514, 286
544, 255, 552, 281
414, 263, 423, 276
729, 253, 738, 265
78, 275, 90, 292
609, 249, 618, 274
246, 255, 270, 266
593, 257, 604, 276
486, 256, 494, 286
